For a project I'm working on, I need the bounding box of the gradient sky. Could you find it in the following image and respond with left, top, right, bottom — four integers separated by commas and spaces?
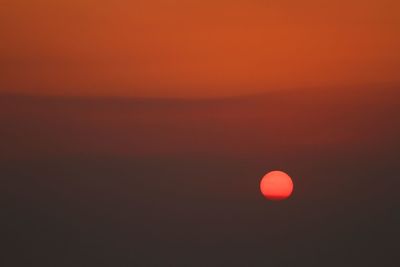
2, 89, 400, 265
1, 2, 400, 265
1, 0, 399, 97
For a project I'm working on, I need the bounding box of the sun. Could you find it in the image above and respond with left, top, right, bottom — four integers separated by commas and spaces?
260, 171, 294, 200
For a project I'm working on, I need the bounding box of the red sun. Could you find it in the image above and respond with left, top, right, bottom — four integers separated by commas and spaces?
260, 171, 294, 200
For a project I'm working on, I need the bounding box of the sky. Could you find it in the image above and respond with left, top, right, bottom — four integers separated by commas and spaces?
1, 0, 400, 97
2, 90, 400, 265
1, 1, 399, 266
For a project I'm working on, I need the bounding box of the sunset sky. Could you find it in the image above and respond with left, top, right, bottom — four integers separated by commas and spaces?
2, 1, 399, 266
1, 0, 400, 97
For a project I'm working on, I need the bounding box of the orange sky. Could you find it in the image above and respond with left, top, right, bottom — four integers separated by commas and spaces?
1, 0, 399, 97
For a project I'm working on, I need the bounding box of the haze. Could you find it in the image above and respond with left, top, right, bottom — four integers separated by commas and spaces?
1, 1, 399, 265
2, 89, 399, 265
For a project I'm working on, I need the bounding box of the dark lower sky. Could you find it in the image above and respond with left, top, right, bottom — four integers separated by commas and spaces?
1, 88, 399, 266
